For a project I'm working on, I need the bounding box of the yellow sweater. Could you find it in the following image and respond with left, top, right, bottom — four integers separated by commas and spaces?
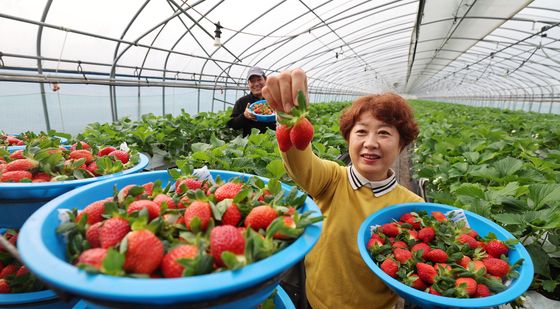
282, 146, 423, 309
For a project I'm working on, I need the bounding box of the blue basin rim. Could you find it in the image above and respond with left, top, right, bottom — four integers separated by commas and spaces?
356, 202, 534, 308
18, 170, 322, 305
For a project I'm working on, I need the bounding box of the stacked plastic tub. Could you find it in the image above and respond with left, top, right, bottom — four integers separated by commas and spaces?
0, 144, 149, 308
17, 170, 322, 308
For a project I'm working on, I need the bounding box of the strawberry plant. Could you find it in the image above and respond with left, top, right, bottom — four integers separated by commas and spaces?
56, 168, 323, 278
410, 100, 560, 298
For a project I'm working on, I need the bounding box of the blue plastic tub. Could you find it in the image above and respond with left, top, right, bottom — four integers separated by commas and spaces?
71, 286, 295, 309
0, 290, 77, 309
18, 170, 322, 308
357, 202, 534, 309
0, 153, 149, 200
0, 153, 148, 228
249, 100, 276, 123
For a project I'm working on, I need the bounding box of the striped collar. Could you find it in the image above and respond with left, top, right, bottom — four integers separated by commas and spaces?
347, 164, 398, 197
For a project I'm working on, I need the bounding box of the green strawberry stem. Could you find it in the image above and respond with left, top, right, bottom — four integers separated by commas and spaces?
277, 91, 309, 127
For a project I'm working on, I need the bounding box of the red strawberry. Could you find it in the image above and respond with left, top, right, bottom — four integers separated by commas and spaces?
276, 124, 293, 152
183, 201, 212, 231
417, 262, 437, 284
98, 146, 117, 157
290, 117, 314, 150
123, 230, 164, 274
77, 248, 108, 270
1, 171, 32, 182
0, 279, 10, 294
69, 150, 94, 163
426, 248, 448, 263
470, 260, 487, 274
9, 150, 24, 159
6, 136, 23, 145
71, 141, 90, 151
411, 242, 431, 259
175, 178, 205, 194
393, 248, 412, 264
405, 274, 427, 290
221, 203, 242, 226
380, 258, 399, 278
457, 255, 472, 269
484, 240, 509, 258
457, 234, 479, 249
392, 241, 408, 249
210, 225, 245, 267
380, 222, 401, 237
244, 205, 278, 230
153, 194, 177, 209
431, 211, 447, 222
214, 182, 243, 202
108, 150, 129, 164
15, 265, 29, 277
32, 172, 52, 182
429, 286, 441, 296
77, 199, 108, 225
6, 159, 38, 171
418, 227, 435, 243
455, 277, 477, 297
127, 200, 160, 221
475, 283, 491, 297
367, 234, 385, 249
273, 216, 298, 239
482, 257, 510, 278
86, 162, 99, 175
117, 184, 142, 202
99, 217, 130, 248
161, 245, 198, 278
399, 212, 420, 228
86, 221, 103, 248
0, 264, 18, 279
142, 182, 154, 196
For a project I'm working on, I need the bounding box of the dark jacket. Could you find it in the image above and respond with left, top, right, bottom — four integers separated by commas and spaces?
227, 93, 276, 137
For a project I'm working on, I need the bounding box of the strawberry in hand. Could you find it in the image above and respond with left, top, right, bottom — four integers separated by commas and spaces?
276, 91, 314, 151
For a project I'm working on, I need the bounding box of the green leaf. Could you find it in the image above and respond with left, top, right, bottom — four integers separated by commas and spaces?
266, 159, 286, 179
528, 184, 560, 210
526, 244, 550, 277
492, 213, 524, 225
452, 183, 485, 199
542, 280, 559, 293
102, 248, 125, 276
493, 157, 523, 178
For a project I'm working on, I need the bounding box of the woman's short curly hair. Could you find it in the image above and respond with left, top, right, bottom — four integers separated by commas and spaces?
339, 93, 419, 149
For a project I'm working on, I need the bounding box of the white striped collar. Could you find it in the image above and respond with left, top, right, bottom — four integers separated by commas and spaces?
347, 164, 398, 197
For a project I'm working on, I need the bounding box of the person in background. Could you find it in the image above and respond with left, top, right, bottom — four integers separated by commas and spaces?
262, 68, 424, 309
227, 66, 276, 137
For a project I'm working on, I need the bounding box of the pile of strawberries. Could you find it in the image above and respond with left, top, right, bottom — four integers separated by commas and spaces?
0, 230, 45, 294
57, 172, 322, 278
0, 141, 138, 183
367, 210, 523, 299
250, 101, 274, 115
1, 131, 64, 147
276, 91, 314, 152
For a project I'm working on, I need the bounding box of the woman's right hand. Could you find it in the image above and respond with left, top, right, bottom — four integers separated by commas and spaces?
262, 68, 308, 115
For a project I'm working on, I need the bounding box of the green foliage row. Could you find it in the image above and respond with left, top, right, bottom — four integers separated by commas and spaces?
410, 100, 560, 294
78, 103, 351, 185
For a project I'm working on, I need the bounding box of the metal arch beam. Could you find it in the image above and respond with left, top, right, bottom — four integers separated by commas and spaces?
35, 0, 54, 131
413, 21, 560, 92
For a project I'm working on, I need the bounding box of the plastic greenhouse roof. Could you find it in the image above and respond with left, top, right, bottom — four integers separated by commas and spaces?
0, 0, 559, 132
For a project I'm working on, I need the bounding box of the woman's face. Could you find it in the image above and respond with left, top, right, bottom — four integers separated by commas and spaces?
348, 112, 401, 181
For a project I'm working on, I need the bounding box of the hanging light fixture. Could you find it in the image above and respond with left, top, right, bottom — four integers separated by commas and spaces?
213, 22, 223, 47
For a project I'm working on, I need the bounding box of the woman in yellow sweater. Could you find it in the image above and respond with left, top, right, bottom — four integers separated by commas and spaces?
262, 68, 424, 309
